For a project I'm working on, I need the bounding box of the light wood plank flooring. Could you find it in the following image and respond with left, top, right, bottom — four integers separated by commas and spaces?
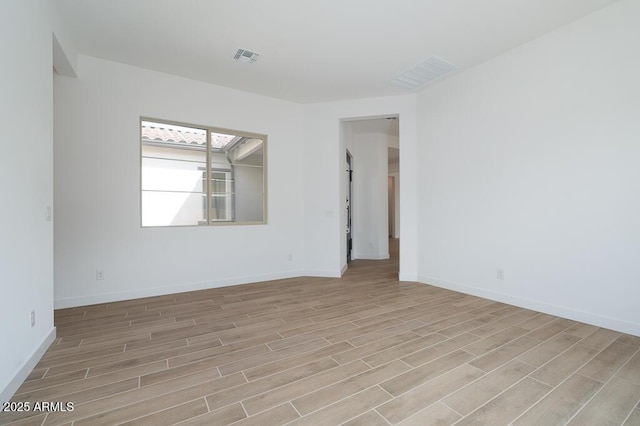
3, 240, 640, 425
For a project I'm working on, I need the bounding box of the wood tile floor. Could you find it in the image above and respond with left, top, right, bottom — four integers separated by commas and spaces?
3, 240, 640, 425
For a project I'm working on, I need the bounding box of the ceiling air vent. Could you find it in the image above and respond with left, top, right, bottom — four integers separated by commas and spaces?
234, 49, 260, 64
390, 56, 458, 90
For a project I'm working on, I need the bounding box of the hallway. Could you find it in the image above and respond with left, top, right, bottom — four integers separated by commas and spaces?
344, 238, 399, 282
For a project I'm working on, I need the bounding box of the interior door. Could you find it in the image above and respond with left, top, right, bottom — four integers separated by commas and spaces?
346, 151, 353, 263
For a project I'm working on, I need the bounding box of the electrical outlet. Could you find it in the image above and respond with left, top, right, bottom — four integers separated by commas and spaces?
288, 254, 293, 261
31, 310, 36, 328
497, 268, 505, 280
368, 242, 374, 249
96, 270, 105, 280
45, 205, 52, 222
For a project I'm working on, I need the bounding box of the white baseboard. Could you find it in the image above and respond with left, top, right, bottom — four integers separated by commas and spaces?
418, 275, 640, 337
55, 271, 305, 309
1, 327, 56, 403
340, 263, 348, 276
353, 253, 390, 260
56, 268, 362, 309
304, 270, 342, 278
399, 273, 418, 282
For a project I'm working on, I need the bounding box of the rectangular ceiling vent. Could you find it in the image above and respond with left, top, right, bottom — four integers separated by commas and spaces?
390, 56, 458, 90
234, 48, 260, 64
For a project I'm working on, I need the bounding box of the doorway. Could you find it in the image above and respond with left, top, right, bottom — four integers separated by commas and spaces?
346, 150, 353, 263
388, 176, 395, 238
340, 115, 398, 264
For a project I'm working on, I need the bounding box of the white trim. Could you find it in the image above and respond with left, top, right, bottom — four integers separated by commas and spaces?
418, 275, 640, 337
55, 271, 304, 309
352, 253, 390, 260
1, 327, 56, 403
56, 268, 363, 309
399, 273, 418, 282
340, 263, 348, 276
304, 270, 342, 278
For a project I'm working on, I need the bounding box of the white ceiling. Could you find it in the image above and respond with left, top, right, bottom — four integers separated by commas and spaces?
55, 0, 618, 103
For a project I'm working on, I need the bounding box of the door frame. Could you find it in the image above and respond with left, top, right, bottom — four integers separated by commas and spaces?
346, 150, 353, 263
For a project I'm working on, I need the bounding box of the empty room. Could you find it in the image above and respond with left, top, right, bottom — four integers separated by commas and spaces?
1, 0, 639, 425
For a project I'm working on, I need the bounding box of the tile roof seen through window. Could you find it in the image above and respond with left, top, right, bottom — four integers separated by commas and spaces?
141, 121, 238, 150
211, 132, 236, 150
141, 121, 206, 146
141, 121, 207, 146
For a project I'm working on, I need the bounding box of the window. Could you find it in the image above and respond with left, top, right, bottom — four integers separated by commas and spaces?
141, 119, 266, 227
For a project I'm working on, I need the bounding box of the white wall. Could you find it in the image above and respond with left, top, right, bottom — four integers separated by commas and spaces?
416, 0, 640, 335
389, 171, 400, 239
346, 132, 390, 260
141, 145, 207, 227
234, 164, 264, 223
0, 0, 56, 402
303, 96, 418, 278
54, 55, 305, 308
389, 140, 401, 239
